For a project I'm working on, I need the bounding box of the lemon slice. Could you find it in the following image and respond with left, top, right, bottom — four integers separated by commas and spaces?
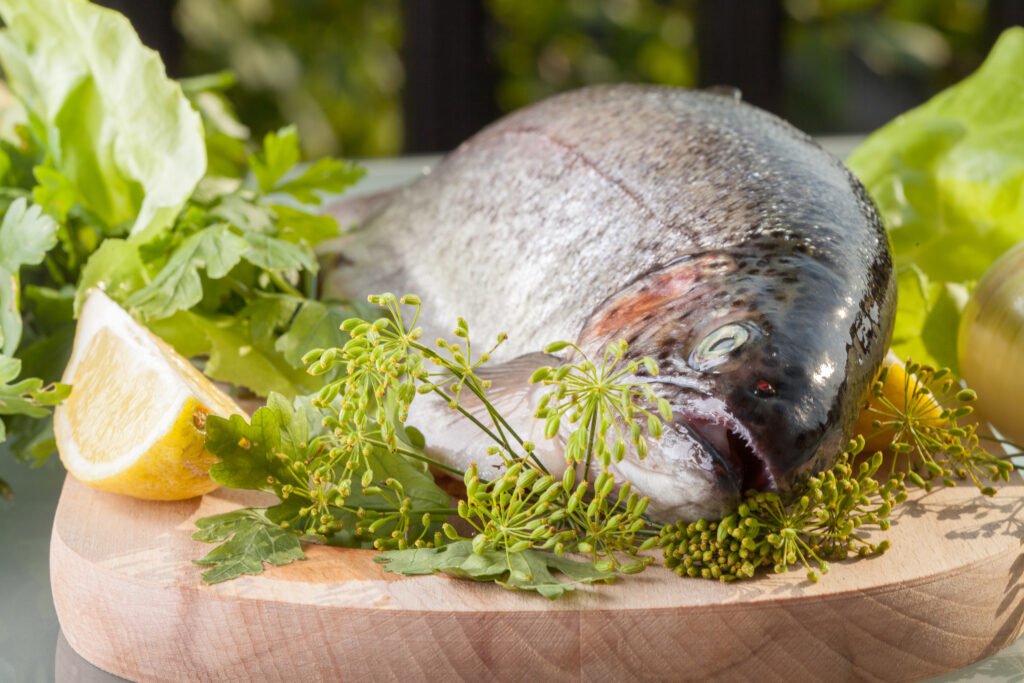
54, 290, 242, 500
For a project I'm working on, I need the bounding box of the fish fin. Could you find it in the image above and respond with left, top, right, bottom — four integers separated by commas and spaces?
406, 352, 567, 478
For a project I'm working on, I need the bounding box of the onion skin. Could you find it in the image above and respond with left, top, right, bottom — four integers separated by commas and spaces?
958, 241, 1024, 444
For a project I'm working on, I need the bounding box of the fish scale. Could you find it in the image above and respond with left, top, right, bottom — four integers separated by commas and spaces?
324, 84, 895, 522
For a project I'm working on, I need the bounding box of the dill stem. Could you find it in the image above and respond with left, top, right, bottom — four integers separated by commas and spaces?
582, 410, 598, 484
374, 439, 464, 476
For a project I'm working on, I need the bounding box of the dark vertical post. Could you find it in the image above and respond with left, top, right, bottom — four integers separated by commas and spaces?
988, 0, 1024, 45
402, 0, 500, 153
696, 0, 783, 114
96, 0, 182, 76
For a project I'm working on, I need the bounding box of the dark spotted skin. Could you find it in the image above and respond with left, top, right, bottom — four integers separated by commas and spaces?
325, 84, 896, 520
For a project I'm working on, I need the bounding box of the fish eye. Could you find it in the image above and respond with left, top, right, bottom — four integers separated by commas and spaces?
689, 321, 760, 372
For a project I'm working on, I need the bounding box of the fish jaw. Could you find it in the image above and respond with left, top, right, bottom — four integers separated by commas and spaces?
607, 396, 789, 523
607, 415, 741, 522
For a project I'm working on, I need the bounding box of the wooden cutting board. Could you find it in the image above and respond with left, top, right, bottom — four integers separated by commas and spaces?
51, 473, 1024, 683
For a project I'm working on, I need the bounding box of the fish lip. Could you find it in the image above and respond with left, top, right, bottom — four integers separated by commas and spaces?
677, 409, 779, 495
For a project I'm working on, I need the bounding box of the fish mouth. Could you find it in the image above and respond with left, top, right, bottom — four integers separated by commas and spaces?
682, 415, 777, 494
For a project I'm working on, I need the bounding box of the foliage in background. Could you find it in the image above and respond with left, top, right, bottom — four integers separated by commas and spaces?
175, 0, 403, 158
784, 0, 992, 133
169, 0, 998, 154
486, 0, 697, 112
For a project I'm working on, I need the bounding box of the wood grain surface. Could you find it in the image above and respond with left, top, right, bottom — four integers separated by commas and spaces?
51, 474, 1024, 683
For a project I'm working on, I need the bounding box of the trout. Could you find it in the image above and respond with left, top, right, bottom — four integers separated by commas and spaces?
323, 85, 895, 521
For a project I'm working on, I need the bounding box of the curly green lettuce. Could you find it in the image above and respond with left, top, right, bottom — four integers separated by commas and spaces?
848, 27, 1024, 373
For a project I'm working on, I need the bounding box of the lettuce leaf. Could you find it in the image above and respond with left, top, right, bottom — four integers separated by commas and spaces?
0, 0, 205, 237
847, 28, 1024, 373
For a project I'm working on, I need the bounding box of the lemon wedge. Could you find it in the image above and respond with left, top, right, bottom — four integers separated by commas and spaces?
54, 290, 242, 500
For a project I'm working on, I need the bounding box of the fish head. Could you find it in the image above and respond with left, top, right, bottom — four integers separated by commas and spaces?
578, 249, 894, 522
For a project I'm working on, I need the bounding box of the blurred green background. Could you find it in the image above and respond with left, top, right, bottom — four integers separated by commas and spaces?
167, 0, 1002, 157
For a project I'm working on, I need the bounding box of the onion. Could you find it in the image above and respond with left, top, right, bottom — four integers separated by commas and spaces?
958, 241, 1024, 444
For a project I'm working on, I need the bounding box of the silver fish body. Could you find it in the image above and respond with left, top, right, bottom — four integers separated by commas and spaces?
324, 84, 896, 522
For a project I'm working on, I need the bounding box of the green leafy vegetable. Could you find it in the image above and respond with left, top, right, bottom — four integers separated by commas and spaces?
193, 508, 305, 584
126, 224, 248, 319
148, 311, 320, 398
848, 27, 1024, 372
249, 126, 363, 203
0, 356, 69, 434
0, 0, 206, 236
0, 0, 365, 473
205, 393, 320, 492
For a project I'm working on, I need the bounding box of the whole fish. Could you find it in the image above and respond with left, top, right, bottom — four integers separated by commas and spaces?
323, 84, 896, 522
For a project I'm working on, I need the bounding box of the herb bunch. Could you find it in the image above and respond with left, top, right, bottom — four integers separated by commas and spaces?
196, 296, 1021, 596
659, 438, 905, 583
193, 391, 452, 583
304, 294, 661, 594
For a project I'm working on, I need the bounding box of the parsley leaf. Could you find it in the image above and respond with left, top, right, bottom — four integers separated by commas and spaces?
376, 541, 616, 599
273, 158, 365, 205
0, 355, 70, 440
249, 127, 302, 193
241, 232, 318, 273
0, 198, 58, 354
74, 239, 147, 312
0, 197, 59, 273
127, 224, 248, 320
249, 126, 364, 204
149, 311, 318, 398
192, 508, 305, 584
272, 204, 343, 244
274, 300, 351, 368
205, 393, 317, 491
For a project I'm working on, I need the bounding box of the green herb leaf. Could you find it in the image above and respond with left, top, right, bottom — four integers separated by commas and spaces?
150, 310, 318, 397
0, 198, 58, 354
205, 393, 320, 491
0, 197, 58, 274
273, 158, 365, 205
193, 508, 305, 584
274, 300, 350, 368
376, 541, 614, 599
74, 239, 147, 313
0, 354, 70, 439
127, 225, 248, 320
249, 127, 302, 194
271, 204, 341, 244
241, 232, 318, 273
248, 126, 363, 204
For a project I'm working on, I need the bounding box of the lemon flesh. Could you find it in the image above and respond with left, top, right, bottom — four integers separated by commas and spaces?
54, 291, 242, 500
